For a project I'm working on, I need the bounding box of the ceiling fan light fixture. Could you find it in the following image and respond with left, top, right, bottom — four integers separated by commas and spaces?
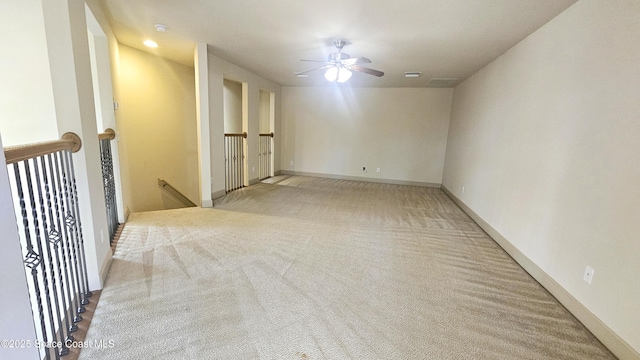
324, 67, 338, 82
302, 40, 381, 82
324, 66, 352, 83
338, 68, 352, 83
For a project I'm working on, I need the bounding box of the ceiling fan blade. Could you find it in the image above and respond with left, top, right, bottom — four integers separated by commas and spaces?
295, 64, 333, 76
300, 59, 330, 63
342, 57, 372, 65
349, 65, 384, 77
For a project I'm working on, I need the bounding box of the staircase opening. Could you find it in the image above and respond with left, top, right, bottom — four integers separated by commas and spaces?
223, 78, 247, 192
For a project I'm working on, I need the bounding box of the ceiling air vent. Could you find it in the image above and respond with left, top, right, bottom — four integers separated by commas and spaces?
427, 78, 460, 88
404, 72, 422, 78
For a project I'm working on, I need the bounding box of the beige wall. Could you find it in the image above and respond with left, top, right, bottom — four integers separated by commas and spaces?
443, 0, 640, 355
118, 45, 199, 212
281, 87, 453, 185
0, 0, 58, 145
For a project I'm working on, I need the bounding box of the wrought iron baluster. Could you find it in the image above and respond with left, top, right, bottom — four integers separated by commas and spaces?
99, 138, 118, 243
25, 159, 61, 360
268, 137, 272, 178
236, 136, 239, 190
65, 150, 92, 305
35, 156, 69, 358
233, 136, 237, 191
224, 136, 231, 192
53, 151, 80, 332
48, 152, 76, 340
59, 151, 85, 322
14, 162, 50, 360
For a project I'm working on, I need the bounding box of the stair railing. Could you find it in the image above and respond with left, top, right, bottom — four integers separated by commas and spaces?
259, 132, 273, 180
157, 178, 197, 207
224, 132, 246, 193
4, 132, 92, 360
98, 128, 119, 244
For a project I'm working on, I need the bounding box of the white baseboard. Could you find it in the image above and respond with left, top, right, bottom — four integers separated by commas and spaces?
96, 250, 113, 291
211, 189, 226, 201
441, 185, 639, 360
280, 170, 441, 188
248, 177, 260, 185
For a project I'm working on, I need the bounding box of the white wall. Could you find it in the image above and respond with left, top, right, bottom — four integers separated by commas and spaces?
41, 0, 113, 290
259, 89, 271, 134
443, 0, 640, 357
281, 87, 453, 185
86, 3, 126, 224
207, 52, 282, 196
195, 43, 212, 207
223, 79, 243, 133
0, 0, 58, 145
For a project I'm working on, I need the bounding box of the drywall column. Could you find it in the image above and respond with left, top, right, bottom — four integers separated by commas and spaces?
195, 43, 213, 207
245, 84, 260, 184
0, 135, 40, 360
208, 59, 226, 199
86, 5, 126, 222
271, 91, 280, 175
41, 0, 112, 290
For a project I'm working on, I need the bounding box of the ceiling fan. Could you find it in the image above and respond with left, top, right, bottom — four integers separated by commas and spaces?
296, 40, 384, 83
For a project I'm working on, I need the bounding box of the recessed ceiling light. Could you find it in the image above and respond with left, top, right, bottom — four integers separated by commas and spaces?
143, 40, 158, 48
404, 72, 422, 78
155, 24, 168, 32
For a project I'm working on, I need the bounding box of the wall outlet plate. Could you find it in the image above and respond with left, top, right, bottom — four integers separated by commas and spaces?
583, 266, 595, 284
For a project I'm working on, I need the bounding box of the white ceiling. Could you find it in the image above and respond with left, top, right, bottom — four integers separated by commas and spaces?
97, 0, 577, 88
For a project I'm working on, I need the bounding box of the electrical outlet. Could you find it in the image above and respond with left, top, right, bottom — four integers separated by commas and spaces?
462, 186, 465, 194
252, 166, 255, 172
583, 266, 595, 284
289, 161, 293, 166
376, 167, 380, 173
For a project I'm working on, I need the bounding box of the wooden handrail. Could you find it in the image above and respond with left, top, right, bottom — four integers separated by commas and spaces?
259, 132, 274, 137
157, 178, 197, 207
224, 132, 247, 138
4, 132, 82, 165
98, 128, 116, 140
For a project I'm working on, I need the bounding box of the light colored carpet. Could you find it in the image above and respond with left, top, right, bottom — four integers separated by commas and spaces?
80, 175, 615, 359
